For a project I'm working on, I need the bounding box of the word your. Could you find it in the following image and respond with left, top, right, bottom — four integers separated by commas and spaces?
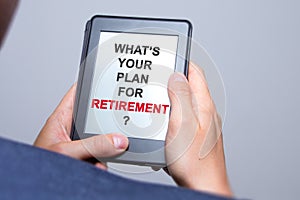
118, 58, 152, 70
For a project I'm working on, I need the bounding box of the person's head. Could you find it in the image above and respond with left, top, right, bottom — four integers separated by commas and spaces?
0, 0, 19, 48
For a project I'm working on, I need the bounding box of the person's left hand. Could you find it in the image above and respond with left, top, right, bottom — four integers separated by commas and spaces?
34, 84, 129, 169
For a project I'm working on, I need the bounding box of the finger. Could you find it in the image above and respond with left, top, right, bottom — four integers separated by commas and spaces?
54, 83, 77, 114
188, 63, 215, 113
50, 83, 77, 135
94, 162, 108, 170
51, 133, 129, 160
188, 64, 222, 158
85, 157, 108, 170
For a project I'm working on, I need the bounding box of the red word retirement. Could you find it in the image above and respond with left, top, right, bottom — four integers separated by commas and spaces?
91, 99, 169, 114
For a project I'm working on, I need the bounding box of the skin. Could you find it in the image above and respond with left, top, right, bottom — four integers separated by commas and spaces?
166, 63, 232, 197
1, 0, 233, 197
34, 83, 129, 170
34, 64, 233, 197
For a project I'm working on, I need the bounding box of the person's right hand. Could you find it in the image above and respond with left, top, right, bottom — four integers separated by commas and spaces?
166, 63, 233, 197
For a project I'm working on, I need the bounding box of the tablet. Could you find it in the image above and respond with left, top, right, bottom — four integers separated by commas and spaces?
71, 15, 192, 167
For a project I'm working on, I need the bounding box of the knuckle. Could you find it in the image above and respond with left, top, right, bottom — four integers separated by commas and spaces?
92, 136, 115, 157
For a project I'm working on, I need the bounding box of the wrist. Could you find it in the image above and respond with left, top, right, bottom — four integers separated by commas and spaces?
188, 179, 233, 197
179, 172, 233, 198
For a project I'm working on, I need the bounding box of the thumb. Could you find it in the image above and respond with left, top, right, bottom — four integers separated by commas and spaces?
166, 73, 198, 165
51, 133, 129, 160
167, 72, 195, 140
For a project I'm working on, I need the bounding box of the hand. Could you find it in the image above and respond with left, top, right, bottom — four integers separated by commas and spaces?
34, 84, 129, 169
166, 63, 233, 197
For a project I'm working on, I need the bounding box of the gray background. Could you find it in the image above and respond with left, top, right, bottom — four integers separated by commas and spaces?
0, 1, 299, 199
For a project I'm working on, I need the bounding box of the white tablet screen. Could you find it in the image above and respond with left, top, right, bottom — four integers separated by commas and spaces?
84, 31, 178, 141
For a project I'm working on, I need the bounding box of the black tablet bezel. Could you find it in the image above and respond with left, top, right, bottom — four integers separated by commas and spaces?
71, 15, 192, 166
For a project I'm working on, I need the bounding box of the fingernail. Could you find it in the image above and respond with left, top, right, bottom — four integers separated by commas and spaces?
171, 73, 187, 82
113, 135, 128, 149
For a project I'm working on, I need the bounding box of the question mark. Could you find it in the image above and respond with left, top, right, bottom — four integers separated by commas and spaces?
123, 116, 130, 125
